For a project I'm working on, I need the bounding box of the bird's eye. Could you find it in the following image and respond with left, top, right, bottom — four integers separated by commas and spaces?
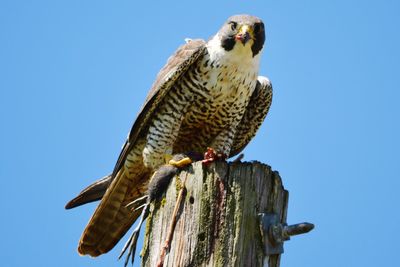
254, 23, 261, 33
229, 22, 237, 31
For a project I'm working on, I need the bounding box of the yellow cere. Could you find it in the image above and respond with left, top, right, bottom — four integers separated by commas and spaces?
239, 24, 254, 39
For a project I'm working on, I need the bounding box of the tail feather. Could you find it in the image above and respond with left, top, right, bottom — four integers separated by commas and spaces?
65, 175, 112, 209
77, 167, 150, 257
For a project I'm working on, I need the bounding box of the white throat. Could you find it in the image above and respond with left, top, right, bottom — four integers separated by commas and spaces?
206, 34, 262, 71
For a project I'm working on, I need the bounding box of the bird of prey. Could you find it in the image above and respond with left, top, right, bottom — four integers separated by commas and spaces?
66, 14, 273, 258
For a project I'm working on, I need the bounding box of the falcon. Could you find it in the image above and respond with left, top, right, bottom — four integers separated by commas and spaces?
66, 14, 273, 258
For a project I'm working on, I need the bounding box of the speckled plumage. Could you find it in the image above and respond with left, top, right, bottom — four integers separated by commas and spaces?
67, 14, 273, 257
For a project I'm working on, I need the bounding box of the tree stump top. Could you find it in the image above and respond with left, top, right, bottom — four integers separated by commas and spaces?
141, 161, 288, 267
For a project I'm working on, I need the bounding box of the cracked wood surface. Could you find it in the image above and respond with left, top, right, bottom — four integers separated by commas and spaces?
141, 161, 288, 267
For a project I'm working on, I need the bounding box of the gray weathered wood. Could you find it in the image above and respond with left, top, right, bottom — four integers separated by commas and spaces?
141, 161, 288, 267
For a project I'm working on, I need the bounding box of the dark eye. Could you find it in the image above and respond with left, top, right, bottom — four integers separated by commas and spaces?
229, 21, 237, 31
254, 23, 261, 33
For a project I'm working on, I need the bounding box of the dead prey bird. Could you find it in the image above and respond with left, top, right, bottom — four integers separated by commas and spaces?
118, 153, 199, 266
66, 14, 273, 262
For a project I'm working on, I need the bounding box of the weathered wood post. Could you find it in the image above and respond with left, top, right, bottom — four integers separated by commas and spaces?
141, 161, 312, 267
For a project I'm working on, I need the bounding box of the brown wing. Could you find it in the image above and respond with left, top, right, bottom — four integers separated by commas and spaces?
112, 39, 206, 178
230, 76, 273, 157
77, 39, 207, 257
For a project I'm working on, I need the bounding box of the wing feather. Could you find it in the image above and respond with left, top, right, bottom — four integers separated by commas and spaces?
112, 39, 206, 177
230, 76, 273, 157
77, 39, 206, 256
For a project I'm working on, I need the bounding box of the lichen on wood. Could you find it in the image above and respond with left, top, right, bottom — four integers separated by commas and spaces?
141, 161, 288, 267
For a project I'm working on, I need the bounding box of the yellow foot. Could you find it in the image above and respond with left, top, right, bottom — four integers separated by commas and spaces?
169, 156, 192, 168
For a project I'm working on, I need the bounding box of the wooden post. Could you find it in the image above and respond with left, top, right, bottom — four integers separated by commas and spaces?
141, 161, 289, 267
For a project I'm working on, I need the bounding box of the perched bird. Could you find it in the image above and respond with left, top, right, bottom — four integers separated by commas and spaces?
66, 14, 273, 258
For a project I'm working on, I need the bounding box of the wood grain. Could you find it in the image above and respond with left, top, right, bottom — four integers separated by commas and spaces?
141, 161, 288, 267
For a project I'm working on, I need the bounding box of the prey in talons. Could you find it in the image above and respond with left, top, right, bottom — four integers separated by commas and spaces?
66, 15, 273, 264
119, 153, 199, 266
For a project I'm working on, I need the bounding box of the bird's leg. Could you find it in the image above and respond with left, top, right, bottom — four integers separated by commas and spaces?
202, 116, 243, 164
202, 147, 227, 164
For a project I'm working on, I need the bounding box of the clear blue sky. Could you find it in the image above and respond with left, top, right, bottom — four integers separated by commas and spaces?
1, 1, 399, 266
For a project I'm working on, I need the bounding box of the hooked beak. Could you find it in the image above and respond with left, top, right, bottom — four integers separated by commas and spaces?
235, 24, 254, 45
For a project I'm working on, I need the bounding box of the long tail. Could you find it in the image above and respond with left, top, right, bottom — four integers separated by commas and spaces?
78, 167, 150, 257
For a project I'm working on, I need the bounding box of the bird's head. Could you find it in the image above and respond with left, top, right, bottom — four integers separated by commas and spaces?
218, 15, 265, 58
